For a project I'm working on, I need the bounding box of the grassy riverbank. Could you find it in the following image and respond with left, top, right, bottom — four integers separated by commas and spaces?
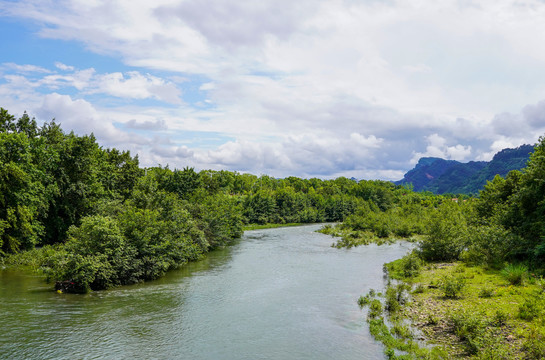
361, 258, 545, 359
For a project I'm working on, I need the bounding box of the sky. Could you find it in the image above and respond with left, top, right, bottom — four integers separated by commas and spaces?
1, 0, 545, 181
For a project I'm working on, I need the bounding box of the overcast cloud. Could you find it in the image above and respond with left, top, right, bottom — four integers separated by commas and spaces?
1, 0, 545, 180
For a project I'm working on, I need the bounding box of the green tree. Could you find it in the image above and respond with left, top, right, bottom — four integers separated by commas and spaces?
419, 201, 470, 261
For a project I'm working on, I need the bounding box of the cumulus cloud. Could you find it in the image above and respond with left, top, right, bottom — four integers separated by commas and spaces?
126, 118, 168, 131
3, 1, 545, 179
34, 93, 148, 147
1, 64, 182, 104
410, 134, 472, 164
155, 1, 313, 49
151, 145, 194, 159
90, 72, 183, 104
54, 62, 75, 71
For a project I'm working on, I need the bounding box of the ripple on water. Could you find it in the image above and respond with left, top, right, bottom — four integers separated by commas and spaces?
1, 225, 411, 360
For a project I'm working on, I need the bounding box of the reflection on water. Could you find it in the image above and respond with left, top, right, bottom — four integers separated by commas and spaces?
0, 224, 411, 360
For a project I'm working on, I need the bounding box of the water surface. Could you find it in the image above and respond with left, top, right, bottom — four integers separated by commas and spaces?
0, 224, 411, 359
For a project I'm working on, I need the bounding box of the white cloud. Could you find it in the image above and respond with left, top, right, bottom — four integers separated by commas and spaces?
54, 62, 75, 71
34, 93, 146, 147
2, 1, 545, 179
410, 134, 472, 164
91, 71, 183, 104
1, 63, 51, 73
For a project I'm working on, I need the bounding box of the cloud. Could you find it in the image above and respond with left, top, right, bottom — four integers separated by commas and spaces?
197, 132, 386, 178
151, 145, 194, 159
55, 62, 75, 71
34, 93, 145, 147
410, 134, 472, 164
1, 63, 51, 73
1, 64, 182, 104
91, 72, 183, 104
522, 100, 545, 130
126, 118, 168, 131
2, 1, 545, 179
155, 1, 313, 49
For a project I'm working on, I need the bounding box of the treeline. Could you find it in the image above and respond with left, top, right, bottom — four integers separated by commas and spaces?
1, 108, 420, 292
330, 134, 545, 273
419, 135, 545, 269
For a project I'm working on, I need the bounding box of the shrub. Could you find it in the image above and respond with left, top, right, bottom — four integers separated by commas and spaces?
449, 309, 486, 354
492, 309, 508, 327
368, 299, 383, 319
419, 202, 469, 261
523, 326, 545, 359
400, 251, 423, 278
440, 274, 466, 299
385, 283, 409, 313
391, 322, 413, 340
501, 263, 528, 285
358, 291, 375, 308
478, 287, 495, 298
462, 225, 512, 268
518, 297, 542, 321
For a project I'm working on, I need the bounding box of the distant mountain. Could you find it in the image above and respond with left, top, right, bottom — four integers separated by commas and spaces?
396, 144, 534, 194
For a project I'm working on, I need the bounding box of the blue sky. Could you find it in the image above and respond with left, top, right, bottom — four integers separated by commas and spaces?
1, 0, 545, 180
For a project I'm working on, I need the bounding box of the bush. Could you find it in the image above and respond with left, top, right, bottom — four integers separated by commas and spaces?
400, 251, 423, 278
385, 283, 408, 313
368, 299, 383, 319
523, 326, 545, 359
519, 297, 542, 321
449, 309, 486, 354
419, 202, 469, 261
463, 225, 512, 268
440, 274, 466, 299
492, 309, 508, 327
501, 263, 528, 285
478, 287, 495, 298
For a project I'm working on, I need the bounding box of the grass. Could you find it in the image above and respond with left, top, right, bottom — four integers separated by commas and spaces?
401, 262, 545, 359
318, 224, 423, 248
0, 245, 58, 271
359, 259, 545, 359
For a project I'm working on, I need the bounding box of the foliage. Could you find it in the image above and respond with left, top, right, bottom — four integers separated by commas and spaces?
386, 251, 423, 279
385, 283, 409, 313
518, 296, 542, 321
501, 263, 528, 285
522, 326, 545, 359
418, 201, 470, 262
439, 274, 466, 299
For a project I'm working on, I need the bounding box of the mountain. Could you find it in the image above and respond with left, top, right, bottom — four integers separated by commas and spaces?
396, 144, 534, 194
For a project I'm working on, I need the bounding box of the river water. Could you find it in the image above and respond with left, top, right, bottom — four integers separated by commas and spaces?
0, 224, 412, 360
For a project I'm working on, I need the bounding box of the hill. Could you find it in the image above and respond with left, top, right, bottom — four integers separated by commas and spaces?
396, 144, 534, 194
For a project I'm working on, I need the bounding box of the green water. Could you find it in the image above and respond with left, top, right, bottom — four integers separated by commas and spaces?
0, 225, 412, 359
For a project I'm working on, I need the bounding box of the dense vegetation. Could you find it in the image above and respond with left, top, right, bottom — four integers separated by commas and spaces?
1, 107, 417, 292
396, 144, 534, 195
330, 136, 545, 358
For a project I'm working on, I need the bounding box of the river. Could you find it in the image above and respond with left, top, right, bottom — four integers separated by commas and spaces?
0, 224, 412, 359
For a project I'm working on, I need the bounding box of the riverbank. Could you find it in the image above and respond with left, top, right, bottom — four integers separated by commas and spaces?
362, 258, 545, 359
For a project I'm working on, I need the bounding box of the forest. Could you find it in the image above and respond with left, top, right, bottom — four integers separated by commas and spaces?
1, 107, 417, 292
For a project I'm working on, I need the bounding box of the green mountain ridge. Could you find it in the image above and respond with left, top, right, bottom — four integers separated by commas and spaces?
396, 144, 534, 194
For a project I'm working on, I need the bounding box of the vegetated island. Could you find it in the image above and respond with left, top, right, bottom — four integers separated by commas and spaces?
320, 136, 545, 359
